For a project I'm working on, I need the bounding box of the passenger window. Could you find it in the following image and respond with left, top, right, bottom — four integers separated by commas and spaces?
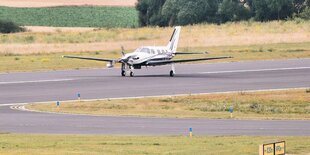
151, 50, 155, 54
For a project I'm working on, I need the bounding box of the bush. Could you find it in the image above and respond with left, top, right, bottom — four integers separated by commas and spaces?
0, 20, 24, 33
298, 7, 310, 20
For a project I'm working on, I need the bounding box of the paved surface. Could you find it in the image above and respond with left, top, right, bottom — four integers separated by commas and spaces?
0, 59, 310, 135
1, 106, 310, 136
1, 59, 310, 105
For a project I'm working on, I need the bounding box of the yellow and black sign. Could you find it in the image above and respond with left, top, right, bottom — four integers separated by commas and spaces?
275, 141, 285, 155
259, 141, 285, 155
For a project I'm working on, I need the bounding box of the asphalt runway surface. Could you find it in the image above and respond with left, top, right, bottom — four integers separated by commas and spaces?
0, 58, 310, 135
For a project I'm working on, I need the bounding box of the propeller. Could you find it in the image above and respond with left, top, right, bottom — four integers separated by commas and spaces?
121, 46, 125, 56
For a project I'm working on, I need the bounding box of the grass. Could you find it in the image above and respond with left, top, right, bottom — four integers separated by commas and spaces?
0, 20, 309, 72
0, 20, 309, 44
0, 6, 138, 28
0, 134, 309, 155
0, 42, 309, 73
27, 89, 310, 120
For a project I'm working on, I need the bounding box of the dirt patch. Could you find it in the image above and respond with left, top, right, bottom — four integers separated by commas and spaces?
0, 0, 137, 7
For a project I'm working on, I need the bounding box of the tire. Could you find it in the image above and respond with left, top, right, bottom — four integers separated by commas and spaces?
130, 71, 134, 77
121, 70, 126, 76
169, 70, 174, 77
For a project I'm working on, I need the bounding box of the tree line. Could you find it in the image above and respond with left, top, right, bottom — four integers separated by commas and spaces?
136, 0, 310, 26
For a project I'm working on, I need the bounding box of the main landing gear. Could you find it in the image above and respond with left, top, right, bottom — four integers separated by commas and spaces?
170, 64, 175, 77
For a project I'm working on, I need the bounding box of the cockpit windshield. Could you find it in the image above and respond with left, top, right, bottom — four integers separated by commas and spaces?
134, 47, 151, 54
140, 48, 150, 54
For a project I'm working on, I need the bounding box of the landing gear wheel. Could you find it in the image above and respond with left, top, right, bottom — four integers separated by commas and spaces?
169, 70, 174, 77
121, 70, 126, 77
130, 71, 134, 77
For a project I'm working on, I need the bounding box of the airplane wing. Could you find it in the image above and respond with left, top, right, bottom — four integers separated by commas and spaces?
146, 56, 232, 66
174, 52, 208, 55
63, 55, 119, 62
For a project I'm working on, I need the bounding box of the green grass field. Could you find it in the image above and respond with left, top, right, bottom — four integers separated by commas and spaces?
0, 6, 138, 28
0, 134, 309, 155
27, 89, 310, 120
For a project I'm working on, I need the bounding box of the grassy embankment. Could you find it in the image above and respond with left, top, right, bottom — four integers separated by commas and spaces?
0, 134, 309, 155
0, 6, 138, 28
27, 89, 310, 120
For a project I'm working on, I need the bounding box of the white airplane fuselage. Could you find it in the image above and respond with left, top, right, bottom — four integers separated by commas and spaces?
121, 46, 174, 67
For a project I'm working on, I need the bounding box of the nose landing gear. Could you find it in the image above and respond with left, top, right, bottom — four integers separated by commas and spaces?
121, 63, 134, 77
169, 70, 174, 77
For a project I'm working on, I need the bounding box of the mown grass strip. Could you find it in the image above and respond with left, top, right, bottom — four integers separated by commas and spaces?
0, 134, 309, 155
0, 6, 138, 28
27, 89, 310, 120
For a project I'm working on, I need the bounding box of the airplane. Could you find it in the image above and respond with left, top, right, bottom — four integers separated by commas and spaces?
63, 26, 232, 77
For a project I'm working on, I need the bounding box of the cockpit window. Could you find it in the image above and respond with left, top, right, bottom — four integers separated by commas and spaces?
140, 48, 150, 54
134, 48, 141, 53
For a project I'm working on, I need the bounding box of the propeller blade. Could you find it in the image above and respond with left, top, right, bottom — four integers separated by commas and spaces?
121, 46, 125, 56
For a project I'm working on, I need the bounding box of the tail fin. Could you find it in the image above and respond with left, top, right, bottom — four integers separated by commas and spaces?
167, 26, 181, 53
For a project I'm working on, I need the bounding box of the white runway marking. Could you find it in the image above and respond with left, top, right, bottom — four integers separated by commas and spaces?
199, 66, 310, 74
0, 78, 75, 85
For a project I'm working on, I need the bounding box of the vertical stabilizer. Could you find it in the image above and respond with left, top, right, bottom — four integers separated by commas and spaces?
167, 26, 181, 53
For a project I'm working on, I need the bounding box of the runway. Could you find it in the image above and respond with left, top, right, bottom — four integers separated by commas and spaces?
0, 59, 310, 135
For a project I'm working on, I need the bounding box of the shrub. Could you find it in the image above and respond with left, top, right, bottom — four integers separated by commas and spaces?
298, 7, 310, 20
0, 20, 25, 33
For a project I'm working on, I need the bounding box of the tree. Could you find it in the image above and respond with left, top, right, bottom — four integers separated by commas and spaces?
252, 0, 293, 21
0, 20, 25, 33
298, 6, 310, 19
162, 0, 220, 26
268, 0, 294, 20
217, 0, 251, 23
135, 0, 167, 26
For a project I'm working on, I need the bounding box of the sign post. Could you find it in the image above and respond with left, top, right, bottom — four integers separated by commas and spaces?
77, 93, 81, 100
229, 106, 233, 118
56, 101, 60, 111
189, 128, 193, 138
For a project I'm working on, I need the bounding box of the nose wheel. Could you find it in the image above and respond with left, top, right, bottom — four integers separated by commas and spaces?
130, 71, 134, 77
169, 70, 174, 77
121, 70, 126, 76
121, 63, 134, 77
